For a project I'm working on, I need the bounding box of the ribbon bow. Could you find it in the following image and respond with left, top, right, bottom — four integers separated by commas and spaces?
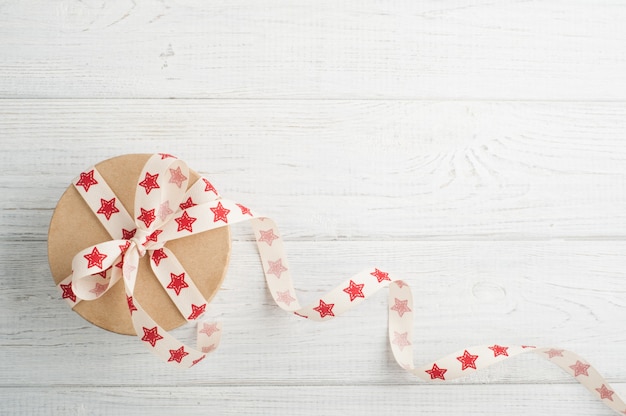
58, 153, 234, 367
56, 153, 626, 414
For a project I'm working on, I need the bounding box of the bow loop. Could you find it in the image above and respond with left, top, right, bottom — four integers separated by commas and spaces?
133, 156, 190, 233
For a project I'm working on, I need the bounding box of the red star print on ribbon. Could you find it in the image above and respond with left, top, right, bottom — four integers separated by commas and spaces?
199, 322, 220, 337
210, 201, 230, 223
60, 282, 76, 302
126, 295, 138, 315
151, 248, 168, 266
167, 272, 189, 296
488, 344, 509, 357
343, 280, 365, 302
457, 350, 479, 370
426, 364, 447, 380
597, 385, 615, 401
392, 331, 411, 351
75, 170, 98, 192
570, 360, 591, 377
179, 197, 196, 210
313, 300, 335, 318
169, 166, 187, 188
267, 259, 288, 278
174, 211, 197, 232
258, 229, 279, 246
390, 298, 411, 317
371, 268, 390, 283
137, 207, 156, 228
83, 247, 107, 269
96, 198, 120, 220
168, 346, 189, 363
121, 228, 137, 240
544, 348, 565, 358
187, 303, 206, 320
237, 203, 252, 216
276, 290, 296, 305
202, 178, 217, 194
138, 172, 160, 194
141, 326, 163, 347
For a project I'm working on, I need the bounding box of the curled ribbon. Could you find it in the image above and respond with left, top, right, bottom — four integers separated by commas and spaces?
57, 154, 625, 414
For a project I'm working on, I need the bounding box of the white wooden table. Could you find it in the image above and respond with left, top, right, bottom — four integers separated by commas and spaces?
1, 1, 625, 415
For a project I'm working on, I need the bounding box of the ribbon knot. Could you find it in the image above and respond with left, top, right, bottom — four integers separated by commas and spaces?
58, 154, 226, 367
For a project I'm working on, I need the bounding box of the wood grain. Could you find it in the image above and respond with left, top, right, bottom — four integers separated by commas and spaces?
1, 1, 625, 414
1, 240, 624, 386
1, 100, 626, 240
2, 385, 626, 416
0, 1, 625, 99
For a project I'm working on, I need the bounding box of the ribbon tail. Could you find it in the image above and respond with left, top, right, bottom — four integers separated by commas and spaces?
124, 284, 220, 368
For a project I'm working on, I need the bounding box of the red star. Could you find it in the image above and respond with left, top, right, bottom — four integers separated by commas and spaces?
210, 201, 230, 223
138, 172, 160, 194
390, 298, 412, 317
96, 198, 120, 220
60, 282, 76, 302
141, 326, 163, 347
569, 360, 591, 377
179, 197, 197, 210
75, 170, 98, 192
89, 282, 108, 297
276, 290, 296, 305
371, 268, 390, 283
202, 344, 217, 354
84, 246, 108, 269
168, 346, 189, 363
425, 363, 447, 380
143, 229, 162, 245
167, 272, 189, 296
151, 248, 168, 266
596, 384, 615, 401
126, 295, 137, 314
119, 241, 131, 254
159, 153, 177, 159
456, 350, 479, 370
169, 166, 187, 188
95, 267, 110, 278
267, 259, 288, 278
488, 344, 509, 357
313, 299, 335, 318
187, 303, 206, 320
137, 207, 156, 228
122, 228, 137, 240
392, 331, 411, 351
175, 211, 197, 232
236, 203, 252, 216
343, 280, 365, 302
199, 322, 220, 337
158, 201, 173, 221
258, 229, 279, 245
202, 178, 218, 194
115, 256, 124, 269
544, 348, 565, 359
191, 355, 206, 367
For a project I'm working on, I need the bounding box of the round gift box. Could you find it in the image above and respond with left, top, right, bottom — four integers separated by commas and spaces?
48, 154, 231, 335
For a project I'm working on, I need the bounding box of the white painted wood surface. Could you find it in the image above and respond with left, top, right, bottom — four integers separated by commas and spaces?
1, 1, 625, 415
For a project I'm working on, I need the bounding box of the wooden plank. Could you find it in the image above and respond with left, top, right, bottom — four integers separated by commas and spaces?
2, 385, 625, 416
1, 1, 625, 99
2, 100, 626, 240
2, 240, 624, 386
